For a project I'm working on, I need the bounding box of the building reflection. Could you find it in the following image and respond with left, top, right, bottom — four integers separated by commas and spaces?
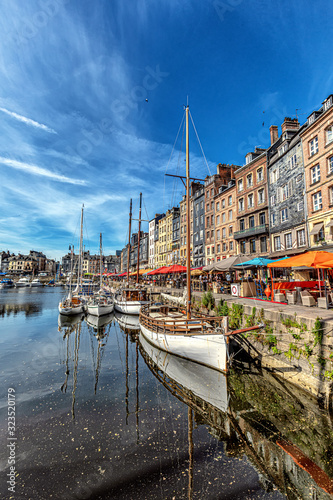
0, 302, 41, 317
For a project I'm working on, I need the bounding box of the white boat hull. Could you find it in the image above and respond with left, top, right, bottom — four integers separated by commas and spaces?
87, 303, 114, 316
58, 302, 85, 316
114, 299, 149, 315
140, 323, 228, 373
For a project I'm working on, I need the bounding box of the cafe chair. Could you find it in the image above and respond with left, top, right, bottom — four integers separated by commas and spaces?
300, 290, 316, 307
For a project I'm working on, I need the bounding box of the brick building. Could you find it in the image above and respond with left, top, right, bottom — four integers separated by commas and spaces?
234, 148, 270, 256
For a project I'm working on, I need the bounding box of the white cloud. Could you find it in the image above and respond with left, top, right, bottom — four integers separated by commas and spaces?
0, 157, 87, 185
0, 107, 57, 134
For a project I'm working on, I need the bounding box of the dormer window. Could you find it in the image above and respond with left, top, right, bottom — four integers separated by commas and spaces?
324, 96, 333, 111
245, 153, 253, 165
308, 113, 315, 125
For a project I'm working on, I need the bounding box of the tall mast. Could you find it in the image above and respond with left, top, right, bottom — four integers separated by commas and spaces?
186, 106, 191, 319
127, 199, 132, 282
99, 232, 102, 290
78, 204, 84, 288
136, 193, 142, 284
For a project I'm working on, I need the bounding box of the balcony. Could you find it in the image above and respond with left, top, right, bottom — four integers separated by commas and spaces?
234, 224, 269, 240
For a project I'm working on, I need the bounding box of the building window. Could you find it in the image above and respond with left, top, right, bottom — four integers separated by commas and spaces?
229, 241, 233, 250
211, 215, 214, 225
211, 201, 214, 210
216, 229, 220, 240
274, 236, 281, 251
222, 199, 226, 208
222, 243, 227, 251
312, 191, 322, 211
222, 228, 226, 238
249, 216, 255, 228
228, 195, 232, 206
297, 229, 306, 247
285, 232, 292, 249
271, 212, 276, 226
229, 226, 233, 236
309, 137, 318, 156
222, 213, 226, 223
239, 198, 244, 212
297, 201, 304, 212
257, 167, 263, 182
240, 241, 246, 253
326, 125, 333, 144
229, 210, 233, 221
328, 156, 333, 175
217, 244, 220, 253
260, 236, 267, 253
216, 201, 220, 211
200, 214, 203, 225
270, 194, 276, 205
216, 215, 220, 225
290, 154, 297, 168
247, 173, 253, 188
311, 164, 320, 184
258, 188, 265, 204
211, 188, 214, 196
270, 169, 279, 183
238, 179, 243, 192
240, 219, 245, 231
281, 208, 288, 222
248, 193, 254, 208
250, 239, 256, 253
200, 201, 203, 210
259, 212, 266, 225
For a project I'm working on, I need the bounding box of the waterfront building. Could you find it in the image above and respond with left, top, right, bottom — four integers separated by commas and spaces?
149, 214, 164, 269
192, 184, 205, 268
9, 253, 38, 274
300, 94, 333, 250
157, 215, 167, 267
267, 118, 308, 258
130, 231, 149, 271
104, 254, 120, 274
234, 149, 270, 256
214, 180, 237, 261
0, 251, 12, 273
205, 164, 237, 265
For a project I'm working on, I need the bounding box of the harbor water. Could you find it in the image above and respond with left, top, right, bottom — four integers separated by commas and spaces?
0, 287, 332, 499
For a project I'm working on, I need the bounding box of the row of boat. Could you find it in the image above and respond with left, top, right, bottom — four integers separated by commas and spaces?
0, 277, 44, 288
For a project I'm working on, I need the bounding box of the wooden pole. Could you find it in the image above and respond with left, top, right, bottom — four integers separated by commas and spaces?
186, 105, 191, 319
137, 193, 142, 284
127, 199, 132, 283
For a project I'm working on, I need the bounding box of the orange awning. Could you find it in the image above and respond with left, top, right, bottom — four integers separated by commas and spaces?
267, 250, 333, 269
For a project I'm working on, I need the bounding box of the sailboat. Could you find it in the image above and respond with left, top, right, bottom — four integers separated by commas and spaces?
139, 105, 230, 372
114, 193, 150, 315
58, 205, 86, 316
86, 233, 114, 316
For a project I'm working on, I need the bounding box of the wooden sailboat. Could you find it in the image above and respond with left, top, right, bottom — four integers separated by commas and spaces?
87, 233, 114, 316
139, 105, 229, 372
58, 206, 86, 316
114, 193, 150, 315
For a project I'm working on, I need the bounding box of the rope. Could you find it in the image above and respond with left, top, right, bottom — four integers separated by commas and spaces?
189, 109, 212, 177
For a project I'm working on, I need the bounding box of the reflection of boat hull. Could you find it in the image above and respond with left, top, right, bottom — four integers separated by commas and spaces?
140, 322, 227, 372
139, 333, 228, 412
114, 311, 140, 331
86, 313, 113, 329
58, 313, 84, 328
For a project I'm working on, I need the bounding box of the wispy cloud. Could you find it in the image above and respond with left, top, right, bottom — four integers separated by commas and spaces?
0, 157, 87, 185
0, 107, 56, 134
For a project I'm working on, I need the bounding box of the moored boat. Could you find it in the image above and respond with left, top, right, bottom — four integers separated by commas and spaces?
0, 278, 14, 288
31, 278, 43, 287
114, 287, 150, 315
15, 277, 30, 287
87, 294, 114, 316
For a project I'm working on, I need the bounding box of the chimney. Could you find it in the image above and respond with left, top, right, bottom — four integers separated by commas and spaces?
281, 117, 300, 134
269, 125, 278, 145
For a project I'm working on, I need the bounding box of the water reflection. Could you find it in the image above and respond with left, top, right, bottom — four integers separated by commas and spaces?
0, 301, 41, 317
139, 333, 333, 499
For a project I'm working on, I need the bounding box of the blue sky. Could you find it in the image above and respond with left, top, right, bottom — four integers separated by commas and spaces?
0, 0, 333, 260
